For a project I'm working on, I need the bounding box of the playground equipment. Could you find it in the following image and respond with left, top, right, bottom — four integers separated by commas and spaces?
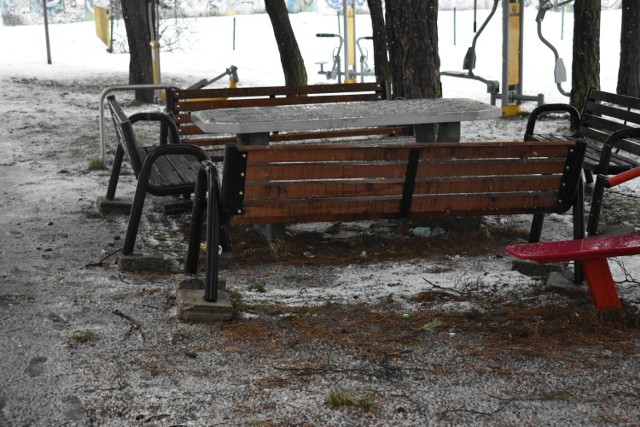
536, 0, 572, 97
442, 0, 544, 116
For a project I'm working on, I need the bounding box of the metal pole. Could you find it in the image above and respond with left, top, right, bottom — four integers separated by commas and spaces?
501, 0, 509, 109
454, 7, 457, 46
518, 0, 524, 98
342, 0, 348, 82
43, 0, 52, 64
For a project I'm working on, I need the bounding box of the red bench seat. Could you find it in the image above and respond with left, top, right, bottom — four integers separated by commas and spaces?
505, 234, 640, 309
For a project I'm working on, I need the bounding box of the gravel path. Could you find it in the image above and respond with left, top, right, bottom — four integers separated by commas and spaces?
1, 76, 639, 426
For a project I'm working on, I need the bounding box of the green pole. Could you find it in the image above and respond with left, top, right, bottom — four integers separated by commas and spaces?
454, 7, 457, 46
561, 5, 565, 40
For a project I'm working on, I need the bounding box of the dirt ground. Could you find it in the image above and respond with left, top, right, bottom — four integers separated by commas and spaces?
1, 77, 640, 426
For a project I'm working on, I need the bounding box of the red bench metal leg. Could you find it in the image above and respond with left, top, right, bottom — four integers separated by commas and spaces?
580, 257, 622, 309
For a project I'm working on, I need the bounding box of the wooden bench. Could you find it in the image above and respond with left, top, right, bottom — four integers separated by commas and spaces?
184, 138, 587, 301
164, 82, 404, 160
505, 233, 640, 310
525, 87, 640, 183
98, 95, 210, 256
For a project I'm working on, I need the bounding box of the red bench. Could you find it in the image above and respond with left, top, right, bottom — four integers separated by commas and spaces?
505, 234, 640, 309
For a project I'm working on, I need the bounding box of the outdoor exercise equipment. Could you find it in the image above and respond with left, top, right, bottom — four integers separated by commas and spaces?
442, 0, 544, 116
536, 0, 572, 97
316, 33, 344, 83
317, 0, 373, 84
356, 36, 374, 83
187, 65, 239, 90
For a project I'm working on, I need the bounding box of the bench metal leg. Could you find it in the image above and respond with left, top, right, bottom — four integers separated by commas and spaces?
106, 144, 125, 200
587, 174, 608, 236
528, 214, 544, 243
185, 160, 222, 302
123, 179, 149, 255
581, 257, 622, 309
573, 175, 586, 282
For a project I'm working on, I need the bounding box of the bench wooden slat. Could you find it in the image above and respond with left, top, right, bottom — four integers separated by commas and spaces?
176, 93, 384, 112
232, 192, 562, 225
244, 158, 566, 182
585, 102, 640, 127
411, 193, 561, 214
243, 141, 574, 163
589, 88, 640, 110
233, 198, 403, 224
244, 176, 563, 201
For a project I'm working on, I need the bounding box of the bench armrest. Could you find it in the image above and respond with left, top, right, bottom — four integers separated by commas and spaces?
595, 127, 640, 175
129, 111, 180, 145
525, 103, 581, 137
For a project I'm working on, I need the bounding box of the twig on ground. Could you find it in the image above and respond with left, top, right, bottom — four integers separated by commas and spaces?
112, 308, 144, 339
84, 248, 122, 268
610, 258, 640, 285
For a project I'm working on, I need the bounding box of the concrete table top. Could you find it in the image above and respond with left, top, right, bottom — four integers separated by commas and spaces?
191, 98, 501, 135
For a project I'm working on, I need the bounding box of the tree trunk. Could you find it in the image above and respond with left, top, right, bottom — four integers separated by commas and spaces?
121, 0, 154, 103
570, 0, 600, 110
264, 0, 307, 86
384, 0, 441, 100
617, 0, 640, 96
366, 0, 392, 88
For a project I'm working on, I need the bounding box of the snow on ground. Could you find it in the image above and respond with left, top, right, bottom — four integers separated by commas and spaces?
0, 6, 638, 312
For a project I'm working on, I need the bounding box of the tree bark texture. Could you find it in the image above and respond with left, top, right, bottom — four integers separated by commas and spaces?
570, 0, 600, 110
264, 0, 307, 86
121, 0, 154, 102
384, 0, 441, 100
366, 0, 392, 88
617, 0, 640, 97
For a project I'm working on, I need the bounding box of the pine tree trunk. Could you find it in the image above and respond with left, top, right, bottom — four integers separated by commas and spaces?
384, 0, 441, 100
570, 0, 600, 110
617, 0, 640, 96
121, 0, 154, 103
366, 0, 392, 87
264, 0, 307, 86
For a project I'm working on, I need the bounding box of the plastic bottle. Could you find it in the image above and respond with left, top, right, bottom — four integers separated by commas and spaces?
410, 226, 446, 237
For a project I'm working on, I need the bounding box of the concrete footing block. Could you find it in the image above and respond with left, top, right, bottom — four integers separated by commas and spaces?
176, 277, 233, 321
96, 196, 132, 214
546, 271, 588, 297
117, 251, 166, 272
511, 259, 565, 277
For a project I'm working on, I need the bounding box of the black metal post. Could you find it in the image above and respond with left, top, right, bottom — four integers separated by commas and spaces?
43, 0, 52, 64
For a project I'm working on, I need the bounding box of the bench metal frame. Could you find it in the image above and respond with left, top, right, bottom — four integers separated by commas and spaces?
104, 95, 209, 255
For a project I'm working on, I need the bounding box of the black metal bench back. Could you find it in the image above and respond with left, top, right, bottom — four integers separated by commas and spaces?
106, 95, 144, 178
581, 88, 640, 156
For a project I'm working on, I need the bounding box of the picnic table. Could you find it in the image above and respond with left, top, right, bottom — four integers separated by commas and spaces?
191, 97, 502, 145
